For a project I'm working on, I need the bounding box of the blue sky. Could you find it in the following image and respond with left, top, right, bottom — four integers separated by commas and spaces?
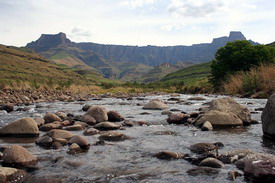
0, 0, 274, 46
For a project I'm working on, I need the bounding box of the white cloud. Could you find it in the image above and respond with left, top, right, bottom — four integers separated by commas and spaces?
69, 27, 93, 41
160, 23, 186, 31
120, 0, 157, 8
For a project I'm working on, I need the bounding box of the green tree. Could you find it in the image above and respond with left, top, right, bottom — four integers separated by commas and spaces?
210, 40, 275, 89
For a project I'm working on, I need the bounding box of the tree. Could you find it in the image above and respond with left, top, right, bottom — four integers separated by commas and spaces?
210, 40, 275, 89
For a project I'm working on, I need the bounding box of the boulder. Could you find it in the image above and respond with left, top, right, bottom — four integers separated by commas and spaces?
199, 157, 224, 168
35, 136, 53, 148
94, 122, 121, 131
0, 117, 39, 137
0, 167, 28, 183
195, 110, 243, 127
55, 112, 67, 120
33, 117, 45, 127
0, 104, 14, 113
63, 124, 84, 131
98, 131, 131, 141
3, 145, 37, 166
142, 100, 168, 110
68, 135, 90, 150
209, 97, 251, 123
67, 143, 82, 154
44, 113, 62, 124
82, 104, 92, 111
81, 115, 96, 125
85, 106, 108, 123
167, 113, 189, 124
154, 151, 184, 160
262, 93, 275, 138
107, 111, 124, 122
44, 129, 73, 140
201, 121, 213, 131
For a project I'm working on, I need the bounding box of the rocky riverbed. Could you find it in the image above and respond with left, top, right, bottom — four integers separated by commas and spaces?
0, 93, 274, 182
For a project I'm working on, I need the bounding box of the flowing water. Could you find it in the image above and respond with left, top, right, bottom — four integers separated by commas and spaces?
0, 94, 273, 182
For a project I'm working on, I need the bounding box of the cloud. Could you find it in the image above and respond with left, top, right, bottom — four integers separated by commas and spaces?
160, 23, 186, 31
167, 0, 224, 18
71, 27, 92, 37
120, 0, 157, 8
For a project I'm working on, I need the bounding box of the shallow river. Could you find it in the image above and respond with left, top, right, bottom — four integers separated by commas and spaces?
0, 94, 272, 182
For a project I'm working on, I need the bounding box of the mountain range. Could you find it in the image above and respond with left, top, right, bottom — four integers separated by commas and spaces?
26, 31, 257, 82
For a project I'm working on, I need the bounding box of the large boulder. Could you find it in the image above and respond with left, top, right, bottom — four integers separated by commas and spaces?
209, 97, 251, 123
142, 100, 168, 110
0, 117, 39, 137
3, 145, 37, 166
85, 106, 108, 123
195, 110, 243, 127
262, 93, 275, 138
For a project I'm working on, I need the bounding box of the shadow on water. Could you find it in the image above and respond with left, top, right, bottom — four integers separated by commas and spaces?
0, 136, 37, 143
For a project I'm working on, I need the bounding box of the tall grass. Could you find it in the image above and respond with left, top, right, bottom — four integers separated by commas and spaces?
223, 64, 275, 96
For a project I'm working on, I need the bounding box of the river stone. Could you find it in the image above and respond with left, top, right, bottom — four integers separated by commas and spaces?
55, 112, 67, 120
142, 100, 168, 110
68, 143, 82, 154
34, 117, 45, 127
3, 145, 37, 166
94, 122, 121, 131
195, 110, 243, 127
83, 128, 100, 136
85, 106, 108, 123
199, 157, 224, 168
201, 121, 213, 131
107, 111, 125, 122
98, 131, 130, 141
51, 142, 63, 149
82, 104, 92, 111
63, 124, 84, 131
0, 117, 39, 137
262, 93, 275, 138
190, 143, 217, 154
228, 171, 242, 181
154, 151, 184, 160
81, 114, 96, 125
218, 149, 255, 164
52, 138, 68, 145
44, 129, 73, 140
0, 167, 28, 183
0, 104, 14, 113
167, 113, 189, 124
186, 167, 219, 176
209, 97, 251, 123
68, 135, 90, 150
39, 123, 62, 131
35, 136, 53, 148
44, 113, 62, 124
161, 111, 172, 115
188, 96, 206, 101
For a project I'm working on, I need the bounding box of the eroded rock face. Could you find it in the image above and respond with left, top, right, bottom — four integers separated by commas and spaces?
142, 100, 168, 110
262, 93, 275, 138
0, 117, 39, 137
85, 106, 108, 123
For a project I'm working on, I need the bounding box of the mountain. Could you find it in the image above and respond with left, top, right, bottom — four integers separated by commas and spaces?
267, 41, 275, 47
26, 31, 256, 80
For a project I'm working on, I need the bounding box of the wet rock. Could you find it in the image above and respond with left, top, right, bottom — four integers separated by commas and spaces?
81, 114, 96, 125
262, 93, 275, 138
190, 143, 217, 154
167, 97, 180, 101
0, 104, 14, 113
68, 135, 90, 150
83, 128, 100, 136
188, 96, 206, 101
3, 145, 37, 166
33, 117, 45, 127
94, 140, 106, 145
67, 143, 82, 154
218, 149, 255, 164
186, 167, 219, 176
228, 171, 242, 181
94, 122, 121, 131
0, 117, 39, 137
52, 138, 68, 146
82, 104, 92, 111
189, 112, 200, 118
44, 113, 62, 124
0, 167, 28, 183
142, 100, 168, 110
140, 112, 151, 115
201, 121, 213, 131
195, 110, 243, 127
154, 151, 184, 160
167, 113, 189, 124
107, 111, 124, 122
199, 157, 224, 168
209, 97, 251, 124
35, 136, 53, 148
99, 131, 131, 141
52, 142, 63, 149
39, 123, 62, 131
63, 124, 84, 131
161, 111, 172, 115
152, 130, 177, 135
55, 111, 67, 120
85, 106, 108, 123
44, 129, 73, 140
170, 108, 181, 112
61, 120, 71, 126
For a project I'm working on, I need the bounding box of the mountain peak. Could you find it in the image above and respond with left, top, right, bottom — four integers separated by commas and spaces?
228, 31, 246, 41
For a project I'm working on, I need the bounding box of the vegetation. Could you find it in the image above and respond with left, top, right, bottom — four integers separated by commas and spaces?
210, 40, 275, 89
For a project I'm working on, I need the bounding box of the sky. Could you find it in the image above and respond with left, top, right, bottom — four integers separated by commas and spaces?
0, 0, 274, 47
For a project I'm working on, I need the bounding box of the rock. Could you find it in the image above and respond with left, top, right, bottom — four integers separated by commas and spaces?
67, 143, 82, 154
61, 120, 71, 126
188, 96, 206, 101
83, 128, 100, 136
52, 138, 68, 146
189, 112, 200, 118
39, 123, 62, 131
68, 135, 90, 150
195, 110, 243, 127
152, 130, 177, 135
107, 111, 124, 122
44, 113, 62, 124
201, 121, 213, 131
218, 149, 255, 164
0, 104, 14, 113
33, 117, 45, 127
167, 113, 189, 124
142, 100, 168, 110
99, 131, 131, 141
209, 97, 251, 123
81, 115, 96, 125
0, 167, 28, 183
51, 142, 63, 149
44, 129, 73, 140
3, 145, 37, 166
199, 157, 224, 168
55, 111, 67, 120
190, 143, 217, 154
0, 117, 39, 137
94, 122, 121, 131
82, 104, 91, 111
63, 124, 84, 131
228, 171, 242, 181
186, 167, 219, 176
85, 106, 108, 122
35, 136, 53, 148
154, 151, 184, 160
161, 111, 172, 115
262, 93, 275, 138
